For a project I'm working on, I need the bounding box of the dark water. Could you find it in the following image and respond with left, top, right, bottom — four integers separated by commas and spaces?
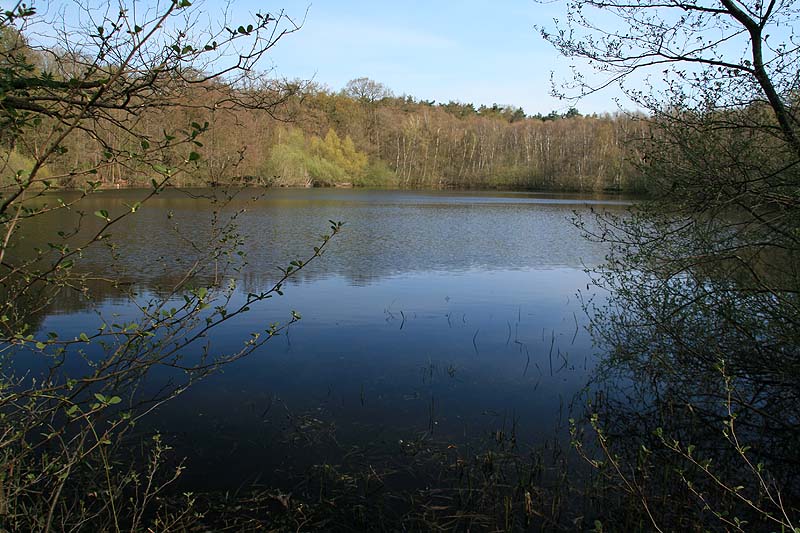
15, 188, 629, 489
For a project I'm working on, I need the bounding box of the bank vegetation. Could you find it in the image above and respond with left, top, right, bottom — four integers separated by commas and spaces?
3, 27, 651, 193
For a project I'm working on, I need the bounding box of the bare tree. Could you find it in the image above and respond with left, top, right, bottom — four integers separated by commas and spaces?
343, 77, 393, 104
540, 0, 799, 151
0, 2, 343, 530
541, 0, 800, 530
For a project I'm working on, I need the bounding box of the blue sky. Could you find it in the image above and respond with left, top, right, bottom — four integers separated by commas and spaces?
222, 0, 631, 115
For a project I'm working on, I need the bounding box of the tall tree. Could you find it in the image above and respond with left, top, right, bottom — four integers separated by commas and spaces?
542, 0, 800, 529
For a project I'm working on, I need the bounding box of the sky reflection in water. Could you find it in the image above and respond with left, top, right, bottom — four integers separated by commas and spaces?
27, 189, 627, 489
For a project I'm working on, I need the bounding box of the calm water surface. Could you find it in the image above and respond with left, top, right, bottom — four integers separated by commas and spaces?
18, 189, 629, 490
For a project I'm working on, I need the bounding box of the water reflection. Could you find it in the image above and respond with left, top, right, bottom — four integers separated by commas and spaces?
15, 189, 629, 490
10, 189, 624, 289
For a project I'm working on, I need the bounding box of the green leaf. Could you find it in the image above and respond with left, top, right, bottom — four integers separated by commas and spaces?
79, 332, 90, 342
94, 210, 110, 221
188, 151, 200, 161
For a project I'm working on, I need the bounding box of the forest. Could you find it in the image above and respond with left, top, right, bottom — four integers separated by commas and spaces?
2, 28, 649, 193
1, 0, 799, 530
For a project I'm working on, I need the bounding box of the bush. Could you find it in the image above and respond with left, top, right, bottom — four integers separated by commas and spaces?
355, 159, 398, 188
0, 149, 51, 187
264, 128, 372, 187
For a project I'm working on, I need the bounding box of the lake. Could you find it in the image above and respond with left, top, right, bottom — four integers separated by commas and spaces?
14, 188, 629, 492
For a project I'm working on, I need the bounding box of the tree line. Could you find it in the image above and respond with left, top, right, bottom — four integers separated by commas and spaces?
3, 0, 799, 528
3, 28, 651, 193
